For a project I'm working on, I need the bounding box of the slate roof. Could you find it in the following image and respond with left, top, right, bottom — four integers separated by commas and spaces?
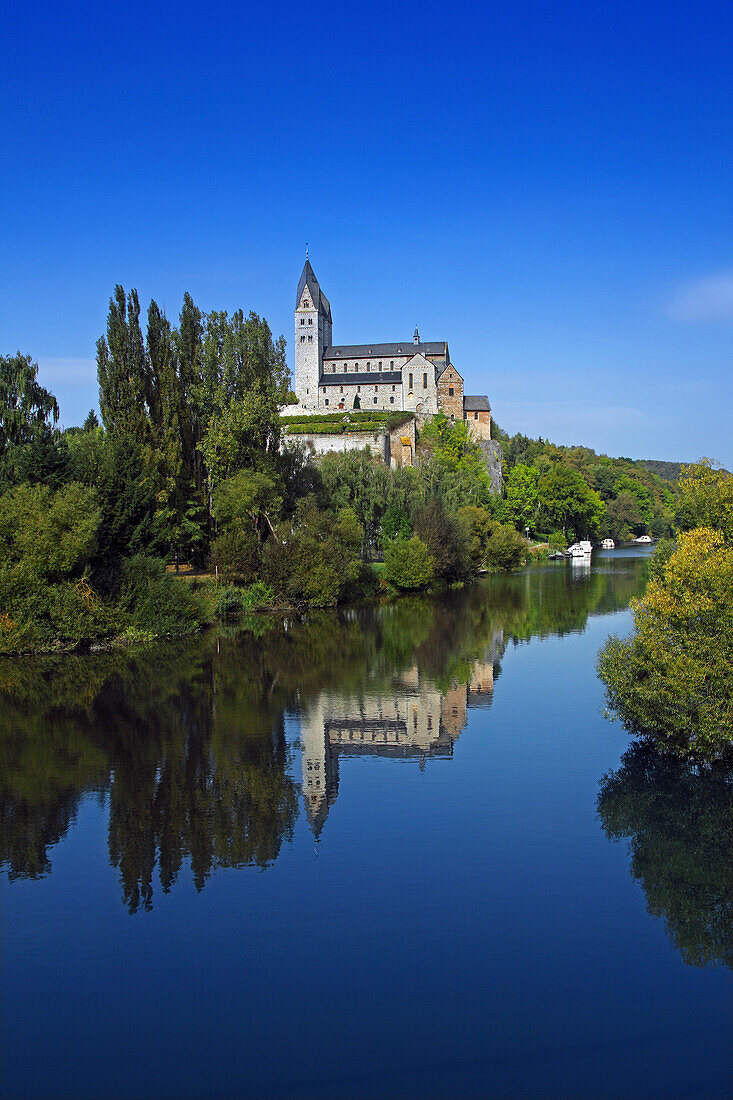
464, 395, 491, 411
320, 371, 403, 386
323, 341, 447, 359
296, 260, 332, 321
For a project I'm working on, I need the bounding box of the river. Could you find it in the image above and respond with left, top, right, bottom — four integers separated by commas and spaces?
1, 548, 731, 1098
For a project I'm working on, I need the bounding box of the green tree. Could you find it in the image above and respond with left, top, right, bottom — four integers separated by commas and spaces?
598, 527, 733, 761
96, 286, 149, 440
602, 491, 642, 541
413, 496, 473, 583
384, 536, 436, 590
676, 459, 733, 541
0, 353, 61, 488
538, 465, 605, 540
502, 463, 539, 531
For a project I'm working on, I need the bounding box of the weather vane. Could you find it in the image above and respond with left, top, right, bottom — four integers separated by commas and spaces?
306, 242, 309, 260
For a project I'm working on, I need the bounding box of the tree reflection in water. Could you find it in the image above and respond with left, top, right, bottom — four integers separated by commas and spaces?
1, 557, 646, 910
598, 742, 733, 969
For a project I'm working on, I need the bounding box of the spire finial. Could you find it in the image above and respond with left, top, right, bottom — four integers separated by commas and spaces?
414, 325, 420, 345
306, 242, 309, 261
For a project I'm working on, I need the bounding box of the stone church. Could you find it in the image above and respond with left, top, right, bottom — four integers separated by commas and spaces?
291, 259, 492, 437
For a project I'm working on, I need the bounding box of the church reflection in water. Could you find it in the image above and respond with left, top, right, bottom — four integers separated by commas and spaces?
300, 631, 506, 836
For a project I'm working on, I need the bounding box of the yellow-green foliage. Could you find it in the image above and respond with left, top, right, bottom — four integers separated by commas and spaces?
384, 536, 436, 590
598, 527, 733, 760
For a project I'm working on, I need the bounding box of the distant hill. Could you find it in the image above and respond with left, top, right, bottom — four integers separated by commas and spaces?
638, 460, 684, 482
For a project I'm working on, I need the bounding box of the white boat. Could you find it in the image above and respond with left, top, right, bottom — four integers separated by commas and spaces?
579, 540, 593, 554
568, 544, 587, 558
635, 534, 653, 544
601, 538, 615, 549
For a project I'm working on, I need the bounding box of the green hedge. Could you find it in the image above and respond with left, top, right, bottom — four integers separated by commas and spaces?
281, 412, 347, 425
286, 423, 345, 435
281, 410, 414, 434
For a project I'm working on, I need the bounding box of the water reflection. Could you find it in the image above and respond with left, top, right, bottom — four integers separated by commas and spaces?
1, 557, 646, 910
301, 634, 504, 835
598, 743, 733, 969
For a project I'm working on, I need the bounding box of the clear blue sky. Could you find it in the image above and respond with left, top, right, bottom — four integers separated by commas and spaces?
2, 0, 732, 465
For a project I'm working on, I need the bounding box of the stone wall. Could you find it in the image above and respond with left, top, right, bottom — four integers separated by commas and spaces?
467, 412, 492, 440
292, 430, 390, 464
437, 365, 464, 421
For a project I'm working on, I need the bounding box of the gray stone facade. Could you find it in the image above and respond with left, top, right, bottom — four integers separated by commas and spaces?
289, 259, 494, 443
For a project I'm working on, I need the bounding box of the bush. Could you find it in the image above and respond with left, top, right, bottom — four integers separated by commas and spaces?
598, 528, 733, 761
117, 556, 204, 637
286, 423, 345, 435
212, 528, 261, 584
263, 503, 366, 607
484, 525, 528, 571
384, 537, 436, 590
214, 582, 274, 619
413, 498, 473, 583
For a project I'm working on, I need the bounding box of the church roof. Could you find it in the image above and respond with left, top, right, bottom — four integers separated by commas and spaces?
323, 341, 447, 359
320, 371, 403, 385
296, 260, 332, 322
464, 395, 491, 411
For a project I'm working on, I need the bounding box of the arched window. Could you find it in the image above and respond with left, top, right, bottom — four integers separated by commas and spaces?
423, 373, 427, 388
308, 318, 313, 325
366, 363, 370, 371
449, 386, 454, 396
390, 396, 394, 404
390, 360, 394, 368
373, 397, 377, 404
408, 373, 413, 389
333, 365, 336, 373
378, 361, 382, 368
374, 385, 378, 392
340, 386, 343, 393
300, 318, 305, 326
325, 399, 329, 406
366, 362, 370, 369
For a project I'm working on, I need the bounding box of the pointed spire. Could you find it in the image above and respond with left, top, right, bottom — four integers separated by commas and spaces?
414, 326, 420, 345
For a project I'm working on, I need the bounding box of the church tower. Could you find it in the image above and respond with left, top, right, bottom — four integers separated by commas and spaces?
294, 258, 332, 407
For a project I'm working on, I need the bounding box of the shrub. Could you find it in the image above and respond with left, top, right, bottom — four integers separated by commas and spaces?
413, 498, 473, 583
384, 537, 436, 590
49, 580, 115, 647
117, 556, 203, 637
484, 525, 528, 571
263, 504, 365, 607
598, 528, 733, 761
286, 423, 345, 435
212, 528, 261, 584
214, 582, 274, 619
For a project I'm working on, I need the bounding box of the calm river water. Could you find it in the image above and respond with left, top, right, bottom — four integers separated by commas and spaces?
1, 549, 731, 1099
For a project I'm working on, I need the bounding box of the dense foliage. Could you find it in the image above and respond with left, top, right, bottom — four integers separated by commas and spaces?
0, 289, 705, 651
493, 424, 682, 542
598, 462, 733, 761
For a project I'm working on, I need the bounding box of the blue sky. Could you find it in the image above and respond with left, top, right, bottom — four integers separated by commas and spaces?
2, 0, 731, 465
